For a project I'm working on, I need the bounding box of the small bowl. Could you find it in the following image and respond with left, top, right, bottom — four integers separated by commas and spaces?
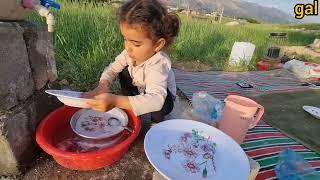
46, 90, 89, 108
303, 106, 320, 119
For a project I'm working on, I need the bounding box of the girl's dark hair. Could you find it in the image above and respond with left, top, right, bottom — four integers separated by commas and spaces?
119, 0, 180, 47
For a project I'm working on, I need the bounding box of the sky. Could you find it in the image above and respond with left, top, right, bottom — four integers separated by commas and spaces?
243, 0, 320, 23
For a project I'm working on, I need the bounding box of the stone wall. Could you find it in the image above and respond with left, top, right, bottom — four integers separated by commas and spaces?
0, 21, 61, 176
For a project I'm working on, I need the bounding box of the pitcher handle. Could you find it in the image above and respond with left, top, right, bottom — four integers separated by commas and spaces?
249, 104, 264, 129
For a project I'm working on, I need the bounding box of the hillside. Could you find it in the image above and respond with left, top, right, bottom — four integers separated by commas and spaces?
163, 0, 294, 23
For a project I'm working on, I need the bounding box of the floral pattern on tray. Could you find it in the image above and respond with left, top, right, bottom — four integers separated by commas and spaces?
79, 116, 121, 132
162, 129, 217, 178
72, 108, 128, 139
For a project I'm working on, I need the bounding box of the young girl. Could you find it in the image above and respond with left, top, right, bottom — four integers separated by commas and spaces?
83, 0, 180, 123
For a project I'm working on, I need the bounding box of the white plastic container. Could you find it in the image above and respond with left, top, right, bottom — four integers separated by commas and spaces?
229, 42, 256, 65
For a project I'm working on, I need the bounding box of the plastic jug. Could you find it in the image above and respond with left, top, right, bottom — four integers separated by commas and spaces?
229, 42, 255, 65
219, 95, 264, 144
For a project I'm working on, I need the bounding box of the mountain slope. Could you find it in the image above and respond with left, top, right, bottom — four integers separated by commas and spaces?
163, 0, 295, 23
243, 0, 320, 23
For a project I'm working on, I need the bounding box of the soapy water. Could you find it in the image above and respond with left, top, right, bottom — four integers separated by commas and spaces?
56, 133, 129, 152
54, 122, 131, 153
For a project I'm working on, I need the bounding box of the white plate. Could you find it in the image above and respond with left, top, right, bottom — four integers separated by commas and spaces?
303, 106, 320, 119
144, 119, 250, 180
45, 89, 89, 108
70, 108, 129, 139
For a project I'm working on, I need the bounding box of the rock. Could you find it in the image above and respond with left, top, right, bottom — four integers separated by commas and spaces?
20, 21, 57, 90
225, 21, 240, 26
0, 22, 34, 111
0, 0, 29, 21
0, 21, 59, 176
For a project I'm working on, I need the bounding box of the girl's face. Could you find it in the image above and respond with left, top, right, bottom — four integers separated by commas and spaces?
120, 22, 165, 64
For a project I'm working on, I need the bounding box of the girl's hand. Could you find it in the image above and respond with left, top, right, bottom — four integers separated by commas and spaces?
87, 93, 116, 112
81, 90, 98, 99
81, 82, 110, 98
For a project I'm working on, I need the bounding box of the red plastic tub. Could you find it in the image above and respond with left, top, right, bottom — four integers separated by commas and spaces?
36, 106, 141, 170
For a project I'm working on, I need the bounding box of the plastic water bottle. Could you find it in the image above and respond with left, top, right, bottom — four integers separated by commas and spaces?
275, 149, 320, 180
191, 92, 224, 125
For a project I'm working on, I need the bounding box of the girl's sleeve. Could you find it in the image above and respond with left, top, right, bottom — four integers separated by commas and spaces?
128, 59, 169, 116
99, 50, 128, 84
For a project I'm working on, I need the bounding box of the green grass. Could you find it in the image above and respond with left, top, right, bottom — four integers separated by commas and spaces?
280, 23, 320, 31
172, 17, 318, 70
29, 1, 319, 90
30, 1, 123, 90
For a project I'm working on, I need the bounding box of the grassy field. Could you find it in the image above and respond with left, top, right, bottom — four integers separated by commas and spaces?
29, 1, 319, 90
280, 23, 320, 31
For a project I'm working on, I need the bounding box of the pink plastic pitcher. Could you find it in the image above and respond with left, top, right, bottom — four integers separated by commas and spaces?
219, 95, 264, 144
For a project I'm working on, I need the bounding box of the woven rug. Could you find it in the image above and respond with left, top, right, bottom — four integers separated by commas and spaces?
242, 121, 320, 180
174, 68, 309, 100
252, 90, 320, 153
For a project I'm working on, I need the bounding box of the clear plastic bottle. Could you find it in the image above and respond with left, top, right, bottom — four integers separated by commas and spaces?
275, 149, 320, 180
191, 92, 224, 125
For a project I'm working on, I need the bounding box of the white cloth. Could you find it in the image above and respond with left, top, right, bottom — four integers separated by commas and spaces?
100, 50, 176, 116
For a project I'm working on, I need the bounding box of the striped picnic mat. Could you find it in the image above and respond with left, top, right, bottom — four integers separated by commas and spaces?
174, 69, 320, 179
242, 121, 320, 180
174, 68, 309, 100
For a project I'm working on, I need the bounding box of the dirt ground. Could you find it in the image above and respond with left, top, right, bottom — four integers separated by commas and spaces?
173, 61, 213, 71
281, 46, 320, 61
